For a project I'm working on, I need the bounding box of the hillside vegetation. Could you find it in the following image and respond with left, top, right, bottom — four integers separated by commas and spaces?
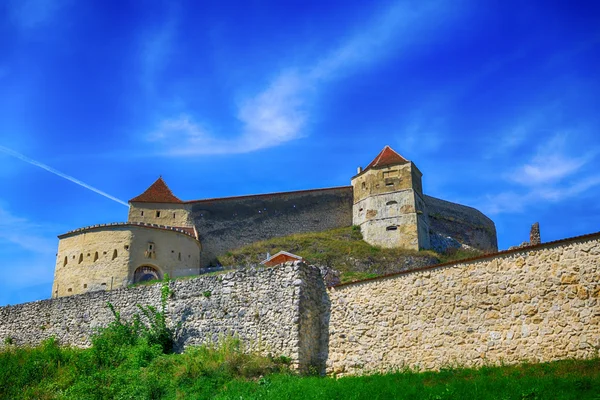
217, 226, 480, 283
2, 336, 599, 399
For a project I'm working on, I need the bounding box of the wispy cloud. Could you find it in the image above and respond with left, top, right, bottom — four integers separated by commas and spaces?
478, 133, 600, 214
510, 134, 593, 185
139, 5, 179, 95
148, 1, 464, 156
0, 204, 56, 254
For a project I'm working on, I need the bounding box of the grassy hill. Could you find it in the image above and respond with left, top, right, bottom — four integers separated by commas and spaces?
2, 337, 599, 399
216, 226, 480, 283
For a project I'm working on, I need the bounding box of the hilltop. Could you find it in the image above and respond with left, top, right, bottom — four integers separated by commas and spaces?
216, 226, 481, 283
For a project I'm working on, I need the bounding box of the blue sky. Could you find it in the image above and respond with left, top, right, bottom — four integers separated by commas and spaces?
1, 0, 599, 305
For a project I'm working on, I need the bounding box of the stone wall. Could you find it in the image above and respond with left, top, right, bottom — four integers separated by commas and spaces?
425, 195, 498, 252
128, 203, 192, 227
189, 187, 353, 266
327, 233, 600, 375
53, 224, 201, 297
0, 263, 326, 372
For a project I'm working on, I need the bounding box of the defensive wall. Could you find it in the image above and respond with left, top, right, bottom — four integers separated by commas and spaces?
186, 186, 355, 266
327, 231, 600, 374
6, 231, 597, 376
0, 264, 327, 373
425, 195, 497, 252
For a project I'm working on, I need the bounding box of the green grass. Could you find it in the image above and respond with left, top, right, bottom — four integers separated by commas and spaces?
2, 338, 599, 399
216, 226, 481, 284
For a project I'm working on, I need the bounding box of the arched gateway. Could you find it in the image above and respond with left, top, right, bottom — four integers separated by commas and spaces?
133, 266, 161, 283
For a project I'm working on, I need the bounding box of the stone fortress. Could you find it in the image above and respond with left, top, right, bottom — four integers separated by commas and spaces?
52, 146, 497, 297
2, 145, 600, 376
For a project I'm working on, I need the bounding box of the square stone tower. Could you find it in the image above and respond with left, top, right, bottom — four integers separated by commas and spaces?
351, 146, 430, 250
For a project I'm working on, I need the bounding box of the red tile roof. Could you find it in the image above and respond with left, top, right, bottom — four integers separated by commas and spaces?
364, 145, 409, 171
129, 177, 183, 204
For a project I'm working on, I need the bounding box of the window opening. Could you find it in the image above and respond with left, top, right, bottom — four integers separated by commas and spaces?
112, 249, 118, 260
386, 201, 398, 206
141, 211, 144, 216
94, 252, 99, 262
63, 256, 68, 267
156, 211, 161, 218
386, 226, 398, 231
78, 254, 83, 264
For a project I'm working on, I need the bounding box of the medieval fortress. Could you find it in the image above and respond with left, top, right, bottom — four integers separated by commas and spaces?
2, 145, 599, 376
52, 146, 497, 297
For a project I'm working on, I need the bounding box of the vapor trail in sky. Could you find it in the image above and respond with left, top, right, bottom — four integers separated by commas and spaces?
0, 145, 129, 207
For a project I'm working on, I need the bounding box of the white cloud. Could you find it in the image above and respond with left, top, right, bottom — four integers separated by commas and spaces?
148, 1, 462, 156
140, 8, 178, 95
0, 205, 56, 254
477, 133, 600, 215
511, 134, 593, 186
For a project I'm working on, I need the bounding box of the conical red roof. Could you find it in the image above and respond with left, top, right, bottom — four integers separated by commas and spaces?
364, 145, 409, 171
129, 177, 183, 204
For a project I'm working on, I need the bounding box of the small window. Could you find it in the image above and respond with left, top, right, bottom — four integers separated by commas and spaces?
124, 245, 129, 250
83, 284, 87, 289
112, 249, 118, 260
173, 212, 176, 218
103, 251, 107, 255
386, 182, 394, 187
94, 252, 99, 262
178, 252, 181, 261
156, 211, 161, 218
87, 253, 90, 257
361, 182, 366, 189
386, 226, 398, 231
68, 288, 72, 292
141, 211, 144, 216
78, 254, 83, 264
386, 201, 398, 206
148, 243, 154, 251
359, 208, 364, 212
63, 256, 68, 267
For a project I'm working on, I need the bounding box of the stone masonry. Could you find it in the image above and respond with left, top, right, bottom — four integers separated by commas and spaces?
2, 231, 600, 376
1, 263, 326, 373
327, 232, 600, 375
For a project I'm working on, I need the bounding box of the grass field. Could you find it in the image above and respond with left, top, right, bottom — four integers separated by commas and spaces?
2, 335, 599, 399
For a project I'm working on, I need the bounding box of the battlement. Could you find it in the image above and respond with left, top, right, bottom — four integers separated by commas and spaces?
59, 222, 198, 240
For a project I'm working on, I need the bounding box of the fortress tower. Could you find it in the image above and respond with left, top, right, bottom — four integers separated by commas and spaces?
51, 145, 497, 298
351, 146, 430, 250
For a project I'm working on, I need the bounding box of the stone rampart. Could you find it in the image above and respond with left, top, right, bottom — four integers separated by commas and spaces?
425, 195, 498, 252
3, 231, 600, 376
327, 232, 600, 375
0, 264, 326, 372
189, 186, 354, 266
